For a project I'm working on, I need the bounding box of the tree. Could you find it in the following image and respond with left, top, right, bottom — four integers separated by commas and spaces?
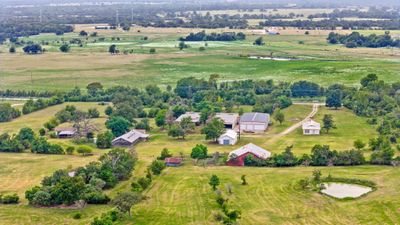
354, 139, 366, 150
111, 192, 142, 217
88, 108, 100, 118
9, 46, 16, 53
77, 145, 93, 156
325, 90, 342, 109
96, 131, 114, 149
149, 160, 166, 175
180, 117, 195, 138
361, 74, 378, 87
86, 82, 103, 96
23, 44, 43, 54
79, 30, 88, 36
158, 148, 172, 160
209, 175, 220, 190
253, 37, 264, 45
155, 110, 166, 128
322, 114, 336, 133
201, 118, 225, 142
59, 43, 71, 53
149, 48, 156, 54
17, 127, 35, 148
109, 44, 118, 54
105, 116, 131, 137
105, 106, 113, 116
168, 124, 185, 139
274, 110, 285, 124
190, 144, 208, 159
178, 41, 188, 50
0, 103, 21, 122
241, 175, 247, 185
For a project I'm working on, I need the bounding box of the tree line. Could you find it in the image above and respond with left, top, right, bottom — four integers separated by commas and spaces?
327, 31, 400, 48
179, 31, 246, 42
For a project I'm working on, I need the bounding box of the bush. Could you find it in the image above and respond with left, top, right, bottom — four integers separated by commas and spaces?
137, 177, 151, 190
96, 131, 114, 149
32, 191, 52, 206
73, 212, 82, 219
149, 160, 166, 175
77, 145, 93, 156
39, 128, 46, 136
157, 148, 172, 160
88, 108, 100, 118
190, 144, 208, 159
0, 193, 19, 204
83, 191, 110, 204
131, 181, 143, 192
49, 131, 57, 138
66, 146, 75, 155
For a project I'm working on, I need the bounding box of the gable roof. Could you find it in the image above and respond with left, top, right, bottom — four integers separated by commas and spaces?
112, 129, 149, 144
229, 143, 271, 160
215, 113, 239, 125
240, 112, 270, 123
175, 112, 201, 123
165, 157, 182, 164
219, 129, 237, 140
302, 119, 321, 130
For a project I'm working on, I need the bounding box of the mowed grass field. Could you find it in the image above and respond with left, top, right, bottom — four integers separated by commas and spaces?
0, 26, 399, 91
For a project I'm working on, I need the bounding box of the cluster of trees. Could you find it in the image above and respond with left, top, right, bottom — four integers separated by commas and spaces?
0, 21, 73, 44
0, 89, 55, 98
0, 103, 21, 122
179, 31, 246, 42
25, 148, 136, 206
22, 96, 64, 115
243, 142, 399, 167
327, 32, 400, 48
260, 19, 400, 30
308, 8, 400, 20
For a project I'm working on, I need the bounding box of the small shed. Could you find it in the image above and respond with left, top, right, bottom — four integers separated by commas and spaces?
175, 112, 201, 125
55, 127, 76, 138
215, 113, 239, 129
239, 112, 270, 133
227, 143, 271, 166
218, 129, 238, 145
302, 119, 321, 135
112, 129, 149, 147
165, 157, 182, 167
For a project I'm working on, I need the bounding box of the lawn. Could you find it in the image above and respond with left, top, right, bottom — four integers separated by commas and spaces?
0, 102, 108, 134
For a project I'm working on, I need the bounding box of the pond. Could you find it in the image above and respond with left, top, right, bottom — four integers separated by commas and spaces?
321, 182, 372, 199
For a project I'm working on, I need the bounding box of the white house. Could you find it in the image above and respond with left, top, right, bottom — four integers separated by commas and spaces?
175, 112, 201, 125
302, 119, 321, 135
215, 113, 239, 129
218, 129, 238, 145
239, 112, 270, 133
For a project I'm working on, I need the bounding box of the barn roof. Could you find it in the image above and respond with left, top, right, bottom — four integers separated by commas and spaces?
229, 143, 271, 160
175, 112, 201, 123
215, 113, 239, 125
112, 129, 149, 144
165, 157, 182, 164
302, 119, 321, 130
240, 113, 269, 123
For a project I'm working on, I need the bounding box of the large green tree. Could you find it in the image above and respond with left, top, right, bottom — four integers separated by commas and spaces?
201, 118, 225, 142
105, 116, 131, 137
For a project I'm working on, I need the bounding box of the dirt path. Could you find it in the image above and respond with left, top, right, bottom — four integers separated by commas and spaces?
265, 103, 322, 144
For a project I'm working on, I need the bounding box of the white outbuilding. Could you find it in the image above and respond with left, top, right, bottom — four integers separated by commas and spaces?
239, 112, 270, 133
302, 119, 321, 135
218, 129, 238, 145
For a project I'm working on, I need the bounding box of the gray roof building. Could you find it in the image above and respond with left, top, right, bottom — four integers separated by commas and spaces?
112, 129, 149, 146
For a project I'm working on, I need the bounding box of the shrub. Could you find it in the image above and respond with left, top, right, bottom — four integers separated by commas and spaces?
157, 148, 172, 160
190, 144, 208, 159
96, 131, 114, 149
137, 177, 151, 190
73, 212, 82, 219
149, 160, 166, 175
66, 146, 75, 155
131, 181, 143, 192
77, 145, 93, 156
0, 193, 19, 204
49, 131, 57, 138
39, 128, 46, 136
32, 191, 52, 206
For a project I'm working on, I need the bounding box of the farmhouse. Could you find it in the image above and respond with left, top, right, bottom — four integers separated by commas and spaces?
227, 143, 271, 166
111, 129, 149, 146
215, 113, 239, 129
54, 127, 76, 138
239, 112, 270, 133
165, 157, 182, 167
302, 119, 321, 135
218, 129, 238, 145
175, 112, 201, 125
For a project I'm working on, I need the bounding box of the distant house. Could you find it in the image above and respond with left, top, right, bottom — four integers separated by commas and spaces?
227, 143, 271, 166
218, 129, 238, 145
111, 129, 149, 147
175, 112, 201, 125
165, 157, 182, 167
215, 113, 239, 129
302, 119, 321, 135
239, 112, 270, 133
55, 127, 76, 138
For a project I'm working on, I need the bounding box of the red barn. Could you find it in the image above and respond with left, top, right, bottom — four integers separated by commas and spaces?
227, 143, 271, 166
165, 157, 182, 167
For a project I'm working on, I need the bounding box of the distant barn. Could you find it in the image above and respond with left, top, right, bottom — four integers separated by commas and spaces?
112, 129, 149, 147
165, 157, 182, 167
